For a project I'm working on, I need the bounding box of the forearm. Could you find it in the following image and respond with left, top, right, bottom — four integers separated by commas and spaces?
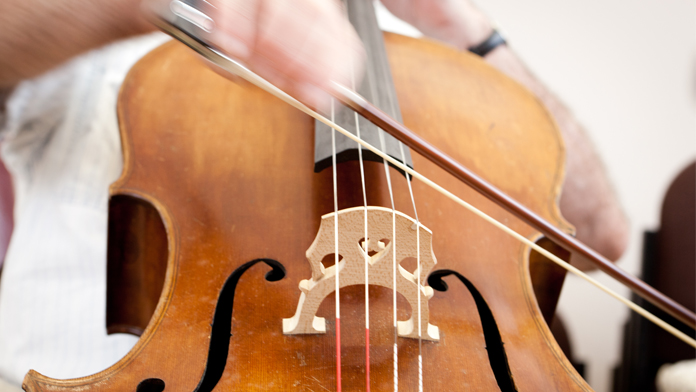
0, 0, 154, 88
389, 0, 629, 266
485, 46, 629, 267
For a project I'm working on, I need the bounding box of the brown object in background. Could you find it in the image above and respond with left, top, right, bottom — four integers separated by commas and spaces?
613, 161, 696, 392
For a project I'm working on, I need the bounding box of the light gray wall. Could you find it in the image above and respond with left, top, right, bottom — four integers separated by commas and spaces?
377, 1, 695, 391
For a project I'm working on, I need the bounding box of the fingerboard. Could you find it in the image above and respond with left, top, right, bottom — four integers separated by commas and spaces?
313, 0, 413, 173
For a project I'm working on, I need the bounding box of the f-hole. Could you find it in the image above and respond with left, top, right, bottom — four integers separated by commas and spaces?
133, 258, 286, 392
137, 378, 165, 392
428, 269, 517, 392
193, 258, 286, 392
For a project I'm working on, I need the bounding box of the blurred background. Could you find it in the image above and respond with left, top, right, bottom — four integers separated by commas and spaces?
377, 0, 695, 391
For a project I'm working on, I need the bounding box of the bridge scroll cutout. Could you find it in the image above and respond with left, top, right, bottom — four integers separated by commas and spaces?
282, 206, 440, 341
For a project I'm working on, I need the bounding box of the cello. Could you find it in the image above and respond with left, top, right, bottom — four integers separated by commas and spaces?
21, 0, 695, 390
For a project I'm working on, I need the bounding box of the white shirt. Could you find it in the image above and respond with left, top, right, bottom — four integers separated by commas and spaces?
0, 33, 168, 387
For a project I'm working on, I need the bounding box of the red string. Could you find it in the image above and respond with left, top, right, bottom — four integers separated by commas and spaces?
336, 317, 342, 392
366, 327, 371, 391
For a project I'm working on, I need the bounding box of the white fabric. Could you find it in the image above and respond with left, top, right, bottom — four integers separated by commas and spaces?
0, 33, 168, 387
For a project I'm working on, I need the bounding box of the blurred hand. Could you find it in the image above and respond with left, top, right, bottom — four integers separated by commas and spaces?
205, 0, 364, 110
379, 0, 493, 49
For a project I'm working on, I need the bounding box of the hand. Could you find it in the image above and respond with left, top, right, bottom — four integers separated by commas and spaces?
205, 0, 365, 110
380, 0, 493, 49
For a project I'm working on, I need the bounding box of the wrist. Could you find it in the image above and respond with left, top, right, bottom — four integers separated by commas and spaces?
455, 10, 495, 50
468, 30, 505, 57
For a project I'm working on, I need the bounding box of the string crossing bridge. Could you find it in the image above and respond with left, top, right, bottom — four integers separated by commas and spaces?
282, 206, 440, 341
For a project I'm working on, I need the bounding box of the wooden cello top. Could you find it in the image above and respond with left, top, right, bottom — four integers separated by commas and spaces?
24, 33, 590, 391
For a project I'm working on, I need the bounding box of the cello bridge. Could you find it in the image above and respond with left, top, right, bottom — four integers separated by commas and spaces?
282, 206, 440, 341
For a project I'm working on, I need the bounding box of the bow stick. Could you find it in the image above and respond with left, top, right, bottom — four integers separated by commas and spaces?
149, 8, 696, 347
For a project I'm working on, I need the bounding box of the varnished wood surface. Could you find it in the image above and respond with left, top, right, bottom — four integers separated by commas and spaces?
24, 34, 589, 391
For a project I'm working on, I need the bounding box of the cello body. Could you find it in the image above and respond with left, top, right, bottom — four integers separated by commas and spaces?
23, 32, 589, 391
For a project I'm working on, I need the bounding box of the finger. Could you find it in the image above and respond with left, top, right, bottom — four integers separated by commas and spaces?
208, 0, 260, 62
250, 0, 364, 110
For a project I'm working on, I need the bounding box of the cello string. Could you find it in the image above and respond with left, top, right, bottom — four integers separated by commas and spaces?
398, 141, 423, 392
364, 57, 400, 390
375, 126, 399, 392
358, 15, 425, 381
193, 49, 696, 347
349, 65, 372, 392
417, 221, 423, 392
331, 99, 342, 392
